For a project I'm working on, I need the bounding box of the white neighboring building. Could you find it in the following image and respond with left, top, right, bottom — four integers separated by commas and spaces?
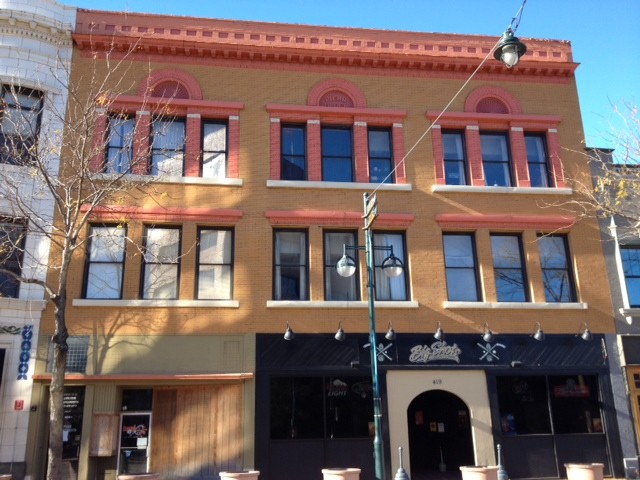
0, 1, 75, 477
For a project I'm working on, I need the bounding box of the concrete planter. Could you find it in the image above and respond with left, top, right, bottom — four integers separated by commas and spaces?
219, 471, 260, 480
321, 468, 361, 480
459, 466, 499, 480
118, 474, 159, 480
565, 463, 604, 480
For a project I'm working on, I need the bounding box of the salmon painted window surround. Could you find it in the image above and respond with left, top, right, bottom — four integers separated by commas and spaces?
429, 86, 564, 189
90, 70, 243, 180
268, 78, 407, 185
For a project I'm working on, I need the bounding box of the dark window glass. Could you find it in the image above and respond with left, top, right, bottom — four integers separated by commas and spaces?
525, 134, 551, 187
322, 127, 353, 182
106, 116, 134, 173
274, 230, 308, 300
443, 234, 479, 301
202, 121, 227, 178
0, 85, 43, 166
442, 131, 467, 185
270, 377, 324, 439
0, 219, 26, 298
197, 228, 233, 300
497, 376, 552, 435
324, 231, 359, 301
481, 133, 511, 187
281, 125, 306, 180
270, 376, 373, 440
121, 389, 153, 411
538, 235, 575, 302
373, 232, 407, 301
151, 118, 185, 176
368, 128, 393, 184
549, 375, 602, 434
85, 225, 126, 299
621, 247, 640, 307
491, 234, 527, 302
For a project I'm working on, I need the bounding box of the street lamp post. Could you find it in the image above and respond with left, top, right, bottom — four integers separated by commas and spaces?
336, 192, 403, 480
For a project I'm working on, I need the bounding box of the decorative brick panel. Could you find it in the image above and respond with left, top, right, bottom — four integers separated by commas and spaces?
510, 127, 530, 187
184, 114, 201, 177
431, 125, 445, 185
89, 111, 108, 173
353, 122, 368, 183
392, 123, 406, 184
546, 129, 565, 188
307, 120, 321, 181
465, 126, 484, 186
132, 111, 151, 175
270, 118, 281, 180
228, 116, 240, 178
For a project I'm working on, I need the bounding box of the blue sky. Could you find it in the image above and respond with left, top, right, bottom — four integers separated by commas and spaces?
66, 0, 639, 150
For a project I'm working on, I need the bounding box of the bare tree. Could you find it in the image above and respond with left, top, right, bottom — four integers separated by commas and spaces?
0, 38, 180, 478
566, 103, 640, 237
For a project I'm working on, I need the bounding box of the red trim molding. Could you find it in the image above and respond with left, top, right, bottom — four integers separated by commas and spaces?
266, 210, 415, 227
435, 213, 576, 230
82, 205, 244, 224
33, 373, 254, 384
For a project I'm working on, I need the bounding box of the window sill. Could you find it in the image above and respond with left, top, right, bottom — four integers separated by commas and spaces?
444, 301, 588, 310
267, 180, 412, 191
92, 173, 243, 187
267, 300, 419, 309
620, 307, 640, 317
432, 185, 572, 195
72, 299, 239, 308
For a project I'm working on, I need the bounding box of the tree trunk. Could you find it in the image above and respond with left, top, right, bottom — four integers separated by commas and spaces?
46, 301, 68, 480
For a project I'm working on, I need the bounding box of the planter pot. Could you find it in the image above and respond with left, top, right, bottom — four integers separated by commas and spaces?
118, 474, 160, 480
459, 466, 499, 480
0, 475, 12, 479
219, 471, 260, 480
565, 463, 604, 480
321, 468, 361, 480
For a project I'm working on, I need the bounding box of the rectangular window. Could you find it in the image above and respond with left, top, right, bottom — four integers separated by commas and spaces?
525, 134, 550, 187
322, 126, 353, 182
443, 233, 480, 301
491, 234, 528, 302
481, 133, 511, 187
281, 124, 306, 180
324, 231, 359, 301
538, 234, 575, 302
442, 131, 467, 185
373, 232, 407, 301
368, 128, 393, 184
0, 85, 43, 166
202, 120, 227, 178
197, 228, 233, 300
274, 230, 308, 300
497, 376, 552, 435
85, 225, 126, 299
142, 226, 181, 299
270, 376, 373, 440
621, 247, 640, 307
47, 336, 89, 373
0, 218, 26, 298
151, 118, 185, 176
105, 115, 134, 174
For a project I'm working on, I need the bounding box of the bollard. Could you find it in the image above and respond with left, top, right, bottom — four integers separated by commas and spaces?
394, 446, 410, 480
497, 444, 508, 480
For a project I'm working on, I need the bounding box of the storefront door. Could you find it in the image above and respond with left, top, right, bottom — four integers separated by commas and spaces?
407, 390, 473, 478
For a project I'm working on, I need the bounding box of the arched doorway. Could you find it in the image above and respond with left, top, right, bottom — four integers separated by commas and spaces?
407, 390, 474, 479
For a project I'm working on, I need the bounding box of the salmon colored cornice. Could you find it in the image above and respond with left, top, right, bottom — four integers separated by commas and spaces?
74, 10, 578, 81
265, 210, 415, 228
427, 111, 561, 129
435, 213, 576, 230
266, 104, 406, 123
33, 373, 254, 384
82, 205, 243, 224
109, 95, 244, 116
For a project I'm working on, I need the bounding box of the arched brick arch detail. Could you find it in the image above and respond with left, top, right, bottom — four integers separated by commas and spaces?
307, 78, 367, 108
464, 86, 522, 114
137, 69, 203, 100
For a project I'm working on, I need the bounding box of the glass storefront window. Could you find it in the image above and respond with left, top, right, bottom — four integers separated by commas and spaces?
549, 375, 602, 433
497, 375, 602, 436
497, 376, 551, 435
270, 376, 373, 440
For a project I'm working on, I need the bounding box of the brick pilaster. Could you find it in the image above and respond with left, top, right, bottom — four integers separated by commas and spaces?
353, 121, 368, 183
307, 119, 321, 181
465, 125, 484, 186
184, 113, 201, 177
132, 111, 151, 175
510, 126, 530, 187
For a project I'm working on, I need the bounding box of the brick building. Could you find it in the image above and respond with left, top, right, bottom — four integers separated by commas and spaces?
0, 1, 75, 477
24, 8, 624, 480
